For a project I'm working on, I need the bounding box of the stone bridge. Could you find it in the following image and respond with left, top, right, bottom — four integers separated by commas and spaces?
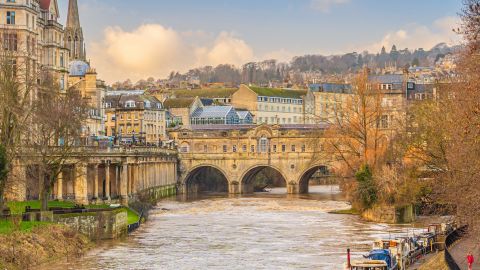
7, 147, 178, 205
170, 124, 340, 194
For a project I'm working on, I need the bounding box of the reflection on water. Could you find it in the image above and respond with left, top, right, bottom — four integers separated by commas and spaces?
44, 186, 421, 270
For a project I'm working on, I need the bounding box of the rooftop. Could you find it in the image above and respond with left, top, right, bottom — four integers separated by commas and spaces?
191, 106, 235, 118
163, 98, 195, 109
173, 88, 237, 98
186, 123, 328, 131
248, 86, 307, 99
369, 74, 405, 84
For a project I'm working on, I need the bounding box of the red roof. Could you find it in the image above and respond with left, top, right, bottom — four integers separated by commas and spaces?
39, 0, 51, 10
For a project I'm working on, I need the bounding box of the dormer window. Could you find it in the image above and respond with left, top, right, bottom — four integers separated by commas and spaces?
105, 102, 112, 108
125, 100, 136, 108
144, 101, 151, 108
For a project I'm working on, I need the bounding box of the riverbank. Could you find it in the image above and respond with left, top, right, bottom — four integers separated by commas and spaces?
0, 223, 91, 270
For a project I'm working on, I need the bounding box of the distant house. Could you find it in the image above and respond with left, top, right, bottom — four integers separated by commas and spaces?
304, 83, 353, 124
231, 85, 307, 125
104, 94, 167, 144
163, 97, 204, 127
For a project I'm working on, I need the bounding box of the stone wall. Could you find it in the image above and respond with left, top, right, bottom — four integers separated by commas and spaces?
54, 209, 128, 240
362, 204, 416, 224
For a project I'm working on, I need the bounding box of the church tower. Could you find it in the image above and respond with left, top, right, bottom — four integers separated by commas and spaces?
65, 0, 86, 61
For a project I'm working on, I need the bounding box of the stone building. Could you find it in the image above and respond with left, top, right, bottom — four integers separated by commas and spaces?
368, 74, 407, 130
0, 0, 70, 90
304, 83, 353, 123
163, 97, 204, 127
231, 85, 307, 125
104, 94, 167, 145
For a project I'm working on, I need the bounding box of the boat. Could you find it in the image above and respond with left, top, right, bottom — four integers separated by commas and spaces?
348, 260, 388, 270
365, 249, 399, 270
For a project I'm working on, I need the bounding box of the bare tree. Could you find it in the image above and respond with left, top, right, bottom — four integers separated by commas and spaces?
327, 69, 386, 175
29, 73, 89, 211
0, 37, 36, 210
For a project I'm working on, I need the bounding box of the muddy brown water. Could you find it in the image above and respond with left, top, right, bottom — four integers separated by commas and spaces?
42, 186, 423, 270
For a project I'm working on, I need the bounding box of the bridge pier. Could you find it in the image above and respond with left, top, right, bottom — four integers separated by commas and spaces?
229, 181, 240, 194
287, 181, 299, 194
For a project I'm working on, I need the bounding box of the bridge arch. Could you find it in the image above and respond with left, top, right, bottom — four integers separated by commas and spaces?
298, 165, 331, 193
182, 164, 230, 194
240, 165, 288, 194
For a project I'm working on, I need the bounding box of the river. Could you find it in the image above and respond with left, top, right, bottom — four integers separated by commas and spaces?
45, 186, 421, 270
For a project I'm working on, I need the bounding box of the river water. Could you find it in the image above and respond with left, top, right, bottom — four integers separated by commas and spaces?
46, 186, 421, 270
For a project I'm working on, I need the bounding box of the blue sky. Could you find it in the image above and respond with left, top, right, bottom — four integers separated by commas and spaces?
57, 0, 463, 82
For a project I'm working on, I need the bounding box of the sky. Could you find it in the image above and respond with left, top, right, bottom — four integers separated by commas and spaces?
57, 0, 463, 83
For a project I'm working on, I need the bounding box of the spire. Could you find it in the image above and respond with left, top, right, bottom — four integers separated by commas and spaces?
65, 0, 86, 61
66, 0, 80, 28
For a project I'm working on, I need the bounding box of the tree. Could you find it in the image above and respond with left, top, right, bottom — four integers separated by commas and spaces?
327, 69, 386, 175
0, 38, 35, 210
30, 73, 89, 211
355, 165, 377, 209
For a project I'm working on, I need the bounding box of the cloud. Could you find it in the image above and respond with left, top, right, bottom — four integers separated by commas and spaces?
310, 0, 350, 13
358, 16, 461, 53
195, 32, 254, 67
89, 24, 255, 83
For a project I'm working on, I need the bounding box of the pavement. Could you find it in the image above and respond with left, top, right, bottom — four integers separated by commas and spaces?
450, 236, 480, 270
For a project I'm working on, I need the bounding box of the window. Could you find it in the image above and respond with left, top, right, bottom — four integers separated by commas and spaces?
251, 145, 255, 153
242, 144, 247, 152
273, 145, 277, 152
380, 115, 388, 128
6, 11, 15, 25
3, 33, 17, 51
223, 145, 227, 153
233, 145, 237, 152
281, 144, 286, 152
291, 145, 296, 152
125, 100, 136, 108
301, 145, 306, 152
259, 137, 269, 153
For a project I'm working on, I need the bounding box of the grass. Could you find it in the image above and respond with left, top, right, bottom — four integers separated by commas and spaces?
329, 208, 360, 215
126, 208, 140, 225
0, 220, 51, 234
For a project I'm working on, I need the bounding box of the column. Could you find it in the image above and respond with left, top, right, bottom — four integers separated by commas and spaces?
74, 163, 88, 205
93, 164, 99, 200
105, 163, 111, 200
57, 170, 63, 201
120, 163, 128, 205
9, 162, 27, 201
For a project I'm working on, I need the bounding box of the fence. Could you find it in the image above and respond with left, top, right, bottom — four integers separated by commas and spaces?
444, 225, 468, 270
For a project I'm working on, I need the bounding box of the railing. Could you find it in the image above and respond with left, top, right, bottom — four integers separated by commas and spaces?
444, 225, 468, 270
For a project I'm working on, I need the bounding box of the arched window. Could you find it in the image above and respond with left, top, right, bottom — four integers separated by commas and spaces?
258, 136, 269, 153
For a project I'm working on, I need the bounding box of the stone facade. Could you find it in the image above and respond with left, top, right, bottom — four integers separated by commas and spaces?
54, 209, 128, 240
170, 124, 341, 194
6, 147, 178, 206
